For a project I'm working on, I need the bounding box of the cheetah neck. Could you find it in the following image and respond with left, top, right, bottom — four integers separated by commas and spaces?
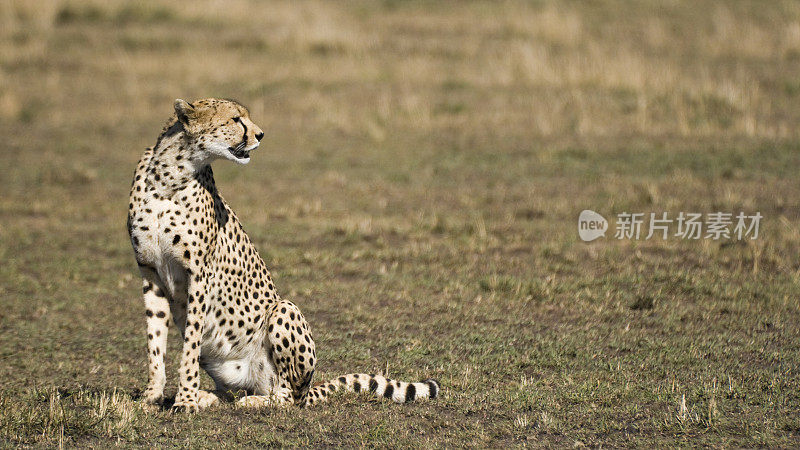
145, 129, 216, 199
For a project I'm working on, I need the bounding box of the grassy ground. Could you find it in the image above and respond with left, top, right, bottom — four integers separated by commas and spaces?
1, 0, 800, 447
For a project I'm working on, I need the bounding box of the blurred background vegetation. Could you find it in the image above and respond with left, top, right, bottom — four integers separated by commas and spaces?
1, 0, 799, 447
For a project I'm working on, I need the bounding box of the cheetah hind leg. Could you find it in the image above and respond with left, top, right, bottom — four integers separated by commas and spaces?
231, 300, 318, 410
169, 390, 219, 413
237, 390, 292, 408
197, 390, 220, 409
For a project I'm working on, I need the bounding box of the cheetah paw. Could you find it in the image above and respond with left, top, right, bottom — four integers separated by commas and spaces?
139, 389, 163, 411
171, 400, 200, 414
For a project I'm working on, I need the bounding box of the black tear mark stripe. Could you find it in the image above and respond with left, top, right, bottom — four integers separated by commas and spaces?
234, 121, 248, 150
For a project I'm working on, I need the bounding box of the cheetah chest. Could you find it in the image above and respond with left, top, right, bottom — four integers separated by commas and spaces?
129, 196, 195, 301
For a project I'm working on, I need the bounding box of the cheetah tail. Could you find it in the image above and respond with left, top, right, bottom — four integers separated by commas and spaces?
300, 373, 440, 406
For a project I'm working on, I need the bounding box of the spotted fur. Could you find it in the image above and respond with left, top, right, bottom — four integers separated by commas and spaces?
128, 98, 440, 412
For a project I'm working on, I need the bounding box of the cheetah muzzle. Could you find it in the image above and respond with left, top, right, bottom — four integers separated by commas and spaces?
127, 98, 440, 412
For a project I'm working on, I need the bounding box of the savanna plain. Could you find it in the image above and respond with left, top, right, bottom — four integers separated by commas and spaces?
1, 0, 800, 447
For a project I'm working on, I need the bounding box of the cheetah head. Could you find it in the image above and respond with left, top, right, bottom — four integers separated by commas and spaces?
174, 98, 264, 165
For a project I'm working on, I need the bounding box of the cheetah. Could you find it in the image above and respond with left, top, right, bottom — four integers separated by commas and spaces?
127, 98, 440, 412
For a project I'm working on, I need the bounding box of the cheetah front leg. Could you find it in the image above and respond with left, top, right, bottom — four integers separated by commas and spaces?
171, 272, 208, 413
139, 267, 171, 407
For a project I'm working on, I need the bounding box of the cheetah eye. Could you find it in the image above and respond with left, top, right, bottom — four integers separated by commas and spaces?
232, 116, 241, 123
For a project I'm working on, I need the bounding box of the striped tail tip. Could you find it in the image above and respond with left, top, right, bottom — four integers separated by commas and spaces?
321, 374, 442, 404
422, 378, 440, 399
393, 378, 440, 403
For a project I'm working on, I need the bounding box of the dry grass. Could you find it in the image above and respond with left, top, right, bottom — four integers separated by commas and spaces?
1, 0, 800, 447
3, 0, 800, 139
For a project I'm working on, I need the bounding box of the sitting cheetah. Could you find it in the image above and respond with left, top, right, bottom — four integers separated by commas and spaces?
127, 98, 439, 412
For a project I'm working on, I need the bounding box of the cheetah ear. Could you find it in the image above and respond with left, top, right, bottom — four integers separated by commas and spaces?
174, 99, 196, 127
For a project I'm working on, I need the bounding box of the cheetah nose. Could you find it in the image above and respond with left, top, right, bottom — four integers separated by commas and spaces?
255, 132, 264, 142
